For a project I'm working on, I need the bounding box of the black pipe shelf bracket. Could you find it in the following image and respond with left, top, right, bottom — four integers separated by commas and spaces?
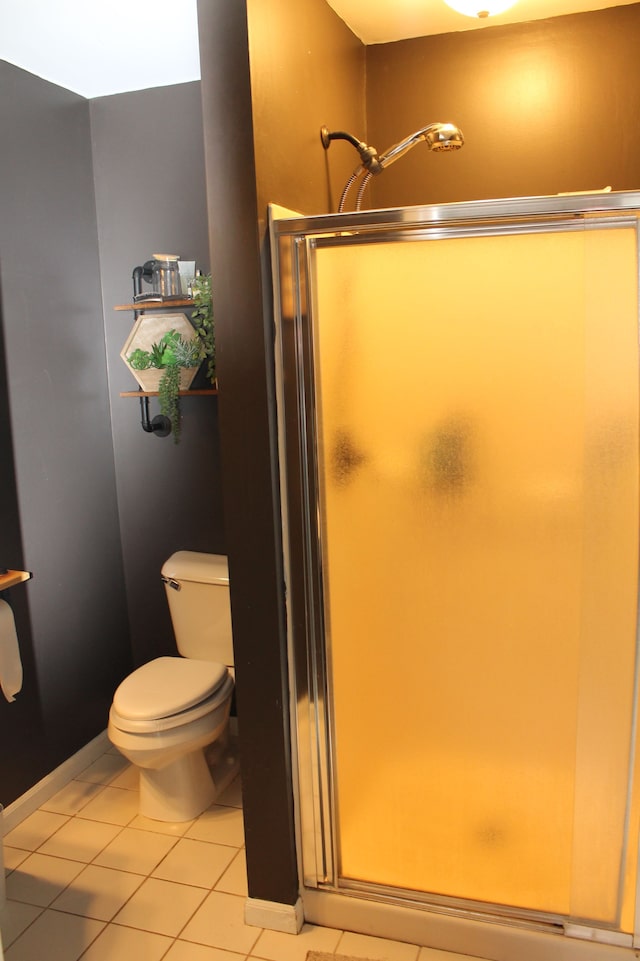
139, 395, 172, 437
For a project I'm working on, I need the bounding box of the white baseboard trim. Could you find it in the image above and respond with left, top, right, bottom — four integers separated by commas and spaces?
245, 896, 304, 934
2, 730, 111, 834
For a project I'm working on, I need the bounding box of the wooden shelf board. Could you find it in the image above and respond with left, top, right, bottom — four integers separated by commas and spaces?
120, 389, 218, 397
114, 299, 195, 311
0, 569, 32, 591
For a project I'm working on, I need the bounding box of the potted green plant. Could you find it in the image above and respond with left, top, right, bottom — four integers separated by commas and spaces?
190, 273, 216, 385
127, 329, 202, 443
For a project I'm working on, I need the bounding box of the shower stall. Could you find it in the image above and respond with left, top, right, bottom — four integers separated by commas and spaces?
270, 192, 640, 959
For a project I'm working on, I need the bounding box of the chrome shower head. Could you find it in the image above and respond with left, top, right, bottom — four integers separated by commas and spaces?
378, 122, 464, 169
425, 123, 465, 151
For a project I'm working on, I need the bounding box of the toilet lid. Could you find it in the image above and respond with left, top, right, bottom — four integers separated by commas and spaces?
113, 656, 228, 721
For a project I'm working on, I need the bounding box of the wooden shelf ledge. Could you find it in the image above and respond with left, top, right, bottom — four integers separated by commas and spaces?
120, 389, 218, 397
0, 569, 32, 592
114, 299, 195, 311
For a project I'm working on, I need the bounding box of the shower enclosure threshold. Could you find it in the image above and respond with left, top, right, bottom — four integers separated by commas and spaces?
303, 886, 636, 959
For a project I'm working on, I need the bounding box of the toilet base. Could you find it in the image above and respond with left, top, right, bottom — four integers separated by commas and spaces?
139, 734, 240, 822
139, 748, 216, 821
206, 731, 241, 801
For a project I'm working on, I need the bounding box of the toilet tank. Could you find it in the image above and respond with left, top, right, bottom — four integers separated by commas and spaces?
161, 551, 234, 665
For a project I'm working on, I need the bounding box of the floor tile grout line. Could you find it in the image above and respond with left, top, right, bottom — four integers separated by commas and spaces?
29, 810, 130, 872
68, 911, 108, 961
72, 782, 143, 832
5, 850, 149, 919
10, 839, 236, 924
0, 901, 46, 949
3, 757, 259, 958
90, 830, 180, 876
181, 838, 244, 850
4, 767, 134, 857
6, 815, 243, 882
73, 768, 130, 788
4, 873, 252, 955
38, 778, 111, 817
3, 851, 248, 942
4, 811, 72, 853
44, 861, 157, 927
101, 830, 241, 936
172, 886, 263, 951
151, 838, 238, 890
157, 934, 179, 961
98, 918, 259, 959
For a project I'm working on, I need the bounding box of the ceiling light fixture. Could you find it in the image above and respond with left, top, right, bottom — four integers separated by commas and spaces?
443, 0, 517, 18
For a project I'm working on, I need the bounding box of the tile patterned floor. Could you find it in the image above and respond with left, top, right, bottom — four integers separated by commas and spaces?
1, 749, 483, 961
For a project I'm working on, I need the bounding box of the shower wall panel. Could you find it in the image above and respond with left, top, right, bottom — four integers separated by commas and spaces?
310, 224, 639, 921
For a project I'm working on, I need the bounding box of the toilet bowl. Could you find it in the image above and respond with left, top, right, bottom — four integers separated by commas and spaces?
108, 552, 238, 822
108, 656, 234, 821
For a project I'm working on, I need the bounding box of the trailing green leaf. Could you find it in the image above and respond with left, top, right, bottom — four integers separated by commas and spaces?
158, 364, 182, 444
191, 273, 216, 384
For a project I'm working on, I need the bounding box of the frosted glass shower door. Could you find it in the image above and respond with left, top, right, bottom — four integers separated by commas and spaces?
312, 224, 639, 923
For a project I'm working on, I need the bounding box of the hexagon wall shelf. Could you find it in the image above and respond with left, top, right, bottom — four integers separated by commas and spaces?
120, 312, 201, 392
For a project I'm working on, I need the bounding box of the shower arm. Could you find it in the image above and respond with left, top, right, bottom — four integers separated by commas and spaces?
320, 126, 383, 175
321, 126, 384, 212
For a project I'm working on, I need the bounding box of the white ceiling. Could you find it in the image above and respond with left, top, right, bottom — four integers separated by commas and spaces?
325, 0, 639, 42
0, 0, 201, 99
0, 0, 635, 99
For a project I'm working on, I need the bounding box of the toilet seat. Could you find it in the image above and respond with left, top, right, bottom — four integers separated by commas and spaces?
110, 656, 232, 734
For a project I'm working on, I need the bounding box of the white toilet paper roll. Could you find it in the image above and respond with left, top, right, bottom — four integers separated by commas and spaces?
0, 599, 23, 702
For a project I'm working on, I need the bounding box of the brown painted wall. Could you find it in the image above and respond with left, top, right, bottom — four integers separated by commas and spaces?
366, 4, 640, 210
248, 0, 365, 215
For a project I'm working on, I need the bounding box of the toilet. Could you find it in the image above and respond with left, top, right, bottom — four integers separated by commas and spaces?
108, 551, 238, 822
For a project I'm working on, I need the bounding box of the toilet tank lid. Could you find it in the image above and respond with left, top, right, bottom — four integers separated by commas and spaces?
162, 551, 229, 586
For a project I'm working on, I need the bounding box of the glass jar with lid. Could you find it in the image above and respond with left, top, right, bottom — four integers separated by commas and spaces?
150, 254, 181, 298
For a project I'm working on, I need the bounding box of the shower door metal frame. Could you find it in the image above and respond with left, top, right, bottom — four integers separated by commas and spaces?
270, 192, 640, 947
